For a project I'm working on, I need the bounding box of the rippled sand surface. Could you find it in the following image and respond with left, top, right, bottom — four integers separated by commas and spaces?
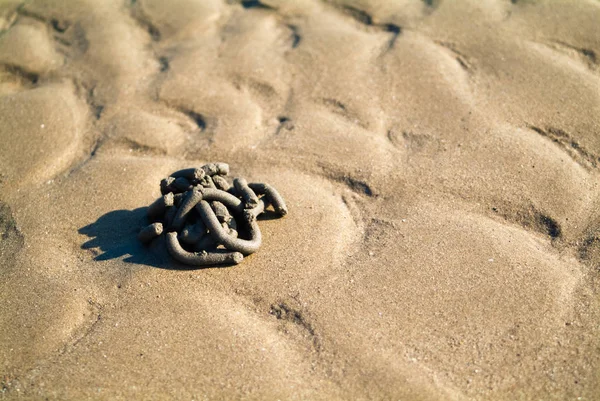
1, 0, 600, 399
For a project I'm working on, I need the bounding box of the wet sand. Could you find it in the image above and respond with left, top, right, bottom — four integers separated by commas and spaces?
1, 0, 600, 399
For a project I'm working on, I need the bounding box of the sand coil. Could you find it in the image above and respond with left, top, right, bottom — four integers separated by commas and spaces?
138, 162, 287, 266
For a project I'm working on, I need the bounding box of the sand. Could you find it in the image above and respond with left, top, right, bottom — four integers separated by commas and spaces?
1, 0, 600, 399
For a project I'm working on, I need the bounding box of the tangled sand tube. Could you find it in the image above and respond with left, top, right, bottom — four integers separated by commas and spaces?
138, 162, 287, 266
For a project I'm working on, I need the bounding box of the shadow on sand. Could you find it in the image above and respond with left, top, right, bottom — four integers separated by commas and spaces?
79, 207, 280, 270
78, 207, 174, 269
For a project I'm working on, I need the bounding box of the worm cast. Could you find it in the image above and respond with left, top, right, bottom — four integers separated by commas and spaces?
172, 189, 203, 231
201, 162, 229, 176
164, 205, 178, 231
173, 193, 185, 207
173, 177, 193, 192
196, 200, 261, 255
199, 188, 244, 215
179, 221, 207, 245
228, 216, 237, 232
222, 218, 238, 238
166, 232, 243, 266
160, 177, 176, 195
248, 183, 287, 216
195, 233, 218, 251
138, 222, 163, 243
147, 193, 174, 220
211, 175, 231, 191
211, 201, 232, 223
199, 175, 216, 189
170, 168, 205, 183
142, 163, 286, 266
234, 178, 259, 209
248, 197, 268, 218
227, 222, 238, 238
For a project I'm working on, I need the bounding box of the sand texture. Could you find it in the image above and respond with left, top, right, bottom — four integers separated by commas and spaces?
1, 0, 600, 399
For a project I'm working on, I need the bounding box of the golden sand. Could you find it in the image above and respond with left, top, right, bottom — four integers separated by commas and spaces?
1, 0, 600, 399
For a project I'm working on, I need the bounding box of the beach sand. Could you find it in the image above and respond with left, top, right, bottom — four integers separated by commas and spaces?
1, 0, 600, 399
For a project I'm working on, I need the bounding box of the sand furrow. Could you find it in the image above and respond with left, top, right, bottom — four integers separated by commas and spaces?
1, 0, 600, 399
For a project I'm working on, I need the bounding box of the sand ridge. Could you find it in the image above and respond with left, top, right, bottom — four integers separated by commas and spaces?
1, 0, 600, 399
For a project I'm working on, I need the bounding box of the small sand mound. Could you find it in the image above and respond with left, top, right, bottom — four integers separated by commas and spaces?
139, 162, 287, 266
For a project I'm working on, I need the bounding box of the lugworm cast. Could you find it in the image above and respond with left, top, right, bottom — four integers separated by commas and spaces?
194, 233, 218, 251
211, 175, 231, 191
144, 163, 287, 266
173, 177, 192, 192
221, 221, 237, 238
234, 178, 259, 209
201, 162, 229, 176
179, 220, 206, 245
170, 168, 205, 183
196, 200, 261, 255
147, 193, 174, 220
138, 222, 163, 243
160, 177, 176, 195
164, 205, 178, 231
248, 183, 287, 216
247, 197, 268, 218
173, 193, 184, 207
199, 188, 244, 215
172, 189, 202, 231
166, 232, 243, 266
199, 175, 216, 189
211, 201, 231, 223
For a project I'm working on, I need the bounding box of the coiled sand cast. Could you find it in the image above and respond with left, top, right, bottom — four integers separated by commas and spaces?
138, 162, 287, 267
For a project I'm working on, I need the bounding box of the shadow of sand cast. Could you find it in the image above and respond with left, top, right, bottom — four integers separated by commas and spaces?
79, 207, 173, 269
79, 206, 281, 270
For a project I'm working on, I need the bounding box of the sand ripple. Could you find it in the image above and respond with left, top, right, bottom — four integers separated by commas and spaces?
1, 0, 600, 399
